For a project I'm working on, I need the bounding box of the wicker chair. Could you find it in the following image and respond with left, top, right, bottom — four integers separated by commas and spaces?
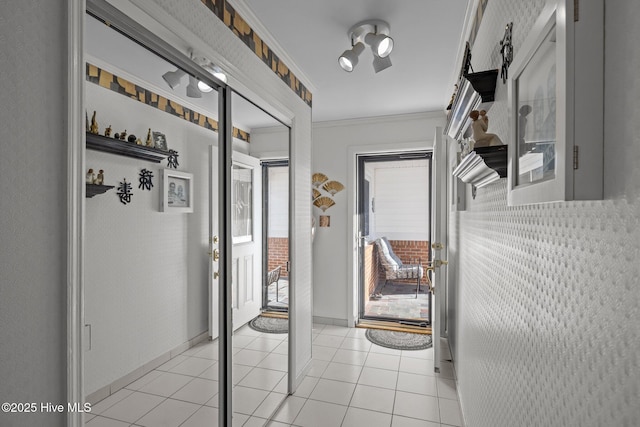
267, 266, 282, 302
374, 237, 426, 298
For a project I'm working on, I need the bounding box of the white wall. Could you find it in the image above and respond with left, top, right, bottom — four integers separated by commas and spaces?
84, 82, 216, 394
268, 167, 289, 238
449, 1, 640, 426
312, 112, 444, 323
0, 2, 68, 426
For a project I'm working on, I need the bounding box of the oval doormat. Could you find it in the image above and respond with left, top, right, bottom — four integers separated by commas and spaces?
365, 329, 432, 351
248, 315, 288, 334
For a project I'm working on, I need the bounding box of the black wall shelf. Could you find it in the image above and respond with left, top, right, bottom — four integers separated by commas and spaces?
86, 183, 115, 198
86, 132, 169, 163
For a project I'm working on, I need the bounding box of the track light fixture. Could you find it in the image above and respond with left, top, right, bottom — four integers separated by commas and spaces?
338, 19, 394, 73
161, 49, 228, 97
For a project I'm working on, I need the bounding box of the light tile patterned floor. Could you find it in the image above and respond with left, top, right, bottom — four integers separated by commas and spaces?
86, 324, 463, 426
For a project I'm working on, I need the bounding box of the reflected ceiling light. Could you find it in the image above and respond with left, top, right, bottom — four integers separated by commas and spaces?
186, 75, 202, 98
339, 19, 394, 73
338, 42, 365, 72
197, 81, 214, 93
162, 69, 186, 89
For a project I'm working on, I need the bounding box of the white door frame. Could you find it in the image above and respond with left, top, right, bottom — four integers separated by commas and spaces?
346, 141, 433, 327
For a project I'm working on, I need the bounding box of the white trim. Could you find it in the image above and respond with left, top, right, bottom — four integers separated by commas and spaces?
346, 141, 432, 327
67, 0, 85, 426
227, 0, 317, 94
314, 111, 445, 129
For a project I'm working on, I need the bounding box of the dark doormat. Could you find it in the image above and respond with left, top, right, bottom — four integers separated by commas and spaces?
365, 328, 432, 351
248, 315, 288, 334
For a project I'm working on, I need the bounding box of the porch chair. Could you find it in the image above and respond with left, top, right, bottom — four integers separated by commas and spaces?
374, 237, 429, 298
267, 265, 282, 302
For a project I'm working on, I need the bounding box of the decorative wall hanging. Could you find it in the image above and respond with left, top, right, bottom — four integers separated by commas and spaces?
152, 132, 167, 151
139, 169, 154, 190
322, 180, 345, 195
312, 189, 321, 200
167, 149, 179, 169
313, 196, 335, 212
500, 22, 513, 84
319, 215, 330, 227
116, 178, 133, 205
161, 169, 193, 213
312, 173, 328, 188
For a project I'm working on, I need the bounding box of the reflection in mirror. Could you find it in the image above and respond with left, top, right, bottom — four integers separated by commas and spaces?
84, 13, 222, 424
230, 90, 290, 420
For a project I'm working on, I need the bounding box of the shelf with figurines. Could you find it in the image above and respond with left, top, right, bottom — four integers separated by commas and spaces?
85, 111, 170, 163
452, 108, 507, 194
85, 168, 114, 198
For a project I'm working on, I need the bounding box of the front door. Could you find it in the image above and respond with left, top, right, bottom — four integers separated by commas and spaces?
231, 151, 263, 329
431, 128, 448, 373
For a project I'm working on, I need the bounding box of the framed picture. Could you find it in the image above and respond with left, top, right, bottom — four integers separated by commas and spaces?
152, 131, 168, 151
160, 169, 193, 213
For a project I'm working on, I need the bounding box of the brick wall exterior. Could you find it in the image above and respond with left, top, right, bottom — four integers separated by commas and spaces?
364, 243, 382, 296
267, 237, 289, 277
388, 240, 430, 265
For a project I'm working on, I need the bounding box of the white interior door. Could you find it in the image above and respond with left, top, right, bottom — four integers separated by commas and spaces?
231, 151, 263, 329
431, 128, 448, 373
209, 145, 220, 340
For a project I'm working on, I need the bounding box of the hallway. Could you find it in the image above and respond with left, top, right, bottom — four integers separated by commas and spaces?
86, 324, 461, 426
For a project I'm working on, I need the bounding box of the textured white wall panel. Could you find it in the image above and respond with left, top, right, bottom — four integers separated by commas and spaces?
450, 1, 640, 426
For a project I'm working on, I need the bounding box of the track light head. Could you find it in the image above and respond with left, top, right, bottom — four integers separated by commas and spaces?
373, 55, 393, 73
365, 32, 394, 58
338, 42, 365, 72
186, 75, 202, 98
162, 69, 186, 89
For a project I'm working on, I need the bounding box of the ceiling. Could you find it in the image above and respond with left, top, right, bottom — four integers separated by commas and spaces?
240, 0, 470, 122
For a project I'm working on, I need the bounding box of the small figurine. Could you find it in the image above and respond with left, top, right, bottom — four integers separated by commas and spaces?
119, 130, 127, 140
104, 125, 112, 137
136, 138, 144, 146
95, 169, 105, 185
89, 111, 99, 134
127, 134, 137, 143
86, 168, 95, 184
469, 109, 503, 147
145, 128, 153, 147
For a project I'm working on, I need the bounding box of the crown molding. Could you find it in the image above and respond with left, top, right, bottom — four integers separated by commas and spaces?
312, 110, 446, 129
227, 0, 318, 94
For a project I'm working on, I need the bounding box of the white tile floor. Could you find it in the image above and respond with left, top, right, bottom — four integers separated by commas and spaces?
86, 323, 463, 426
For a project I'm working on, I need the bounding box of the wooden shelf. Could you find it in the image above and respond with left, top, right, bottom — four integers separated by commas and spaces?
86, 183, 115, 198
86, 132, 169, 163
452, 145, 508, 188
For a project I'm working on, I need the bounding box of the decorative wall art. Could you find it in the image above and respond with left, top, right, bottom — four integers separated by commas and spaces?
500, 22, 514, 84
153, 132, 168, 151
312, 189, 321, 200
167, 149, 179, 169
313, 196, 335, 212
161, 169, 193, 213
319, 215, 330, 227
312, 172, 328, 188
139, 169, 154, 190
116, 178, 133, 205
322, 180, 344, 196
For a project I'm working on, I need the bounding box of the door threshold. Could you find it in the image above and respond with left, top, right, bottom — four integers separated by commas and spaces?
357, 319, 431, 335
260, 310, 288, 319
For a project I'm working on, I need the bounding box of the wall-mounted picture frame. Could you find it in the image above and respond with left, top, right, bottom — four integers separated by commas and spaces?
160, 169, 193, 213
152, 131, 168, 151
